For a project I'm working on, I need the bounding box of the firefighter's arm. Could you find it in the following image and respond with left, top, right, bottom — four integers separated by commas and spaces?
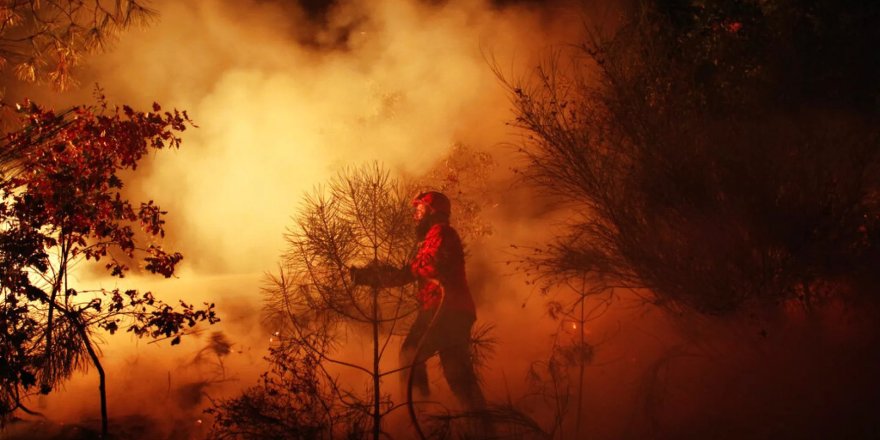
350, 260, 414, 287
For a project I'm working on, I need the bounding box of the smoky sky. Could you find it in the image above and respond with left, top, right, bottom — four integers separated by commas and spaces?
292, 0, 571, 16
4, 0, 591, 433
252, 0, 586, 50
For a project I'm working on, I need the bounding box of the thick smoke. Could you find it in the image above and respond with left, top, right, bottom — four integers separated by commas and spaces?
10, 1, 873, 439
4, 0, 590, 437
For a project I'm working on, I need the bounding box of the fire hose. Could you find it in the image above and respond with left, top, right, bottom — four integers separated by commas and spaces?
406, 280, 445, 440
351, 263, 445, 439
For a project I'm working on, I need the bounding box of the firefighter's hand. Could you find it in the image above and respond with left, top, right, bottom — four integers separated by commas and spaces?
349, 261, 397, 286
349, 265, 369, 285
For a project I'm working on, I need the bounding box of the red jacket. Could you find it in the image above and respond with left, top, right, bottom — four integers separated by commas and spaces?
410, 223, 475, 314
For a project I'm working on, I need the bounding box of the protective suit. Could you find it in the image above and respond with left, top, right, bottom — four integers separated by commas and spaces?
351, 191, 485, 410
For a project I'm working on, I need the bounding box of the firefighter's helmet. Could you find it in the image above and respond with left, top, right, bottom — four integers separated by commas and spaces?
412, 191, 451, 218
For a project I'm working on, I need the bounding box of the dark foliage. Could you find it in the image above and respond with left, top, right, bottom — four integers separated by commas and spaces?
206, 341, 368, 440
0, 101, 218, 433
506, 0, 880, 313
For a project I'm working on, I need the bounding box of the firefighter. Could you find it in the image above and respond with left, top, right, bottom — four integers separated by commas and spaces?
350, 191, 486, 411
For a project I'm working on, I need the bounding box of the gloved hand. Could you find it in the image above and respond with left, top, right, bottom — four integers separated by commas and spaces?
349, 261, 398, 287
349, 265, 371, 286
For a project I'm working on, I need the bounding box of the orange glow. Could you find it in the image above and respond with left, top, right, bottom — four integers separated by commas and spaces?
10, 0, 586, 434
15, 3, 876, 440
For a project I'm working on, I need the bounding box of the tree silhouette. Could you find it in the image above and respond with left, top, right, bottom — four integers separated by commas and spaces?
210, 154, 503, 439
206, 336, 367, 440
503, 0, 880, 314
260, 164, 417, 440
0, 0, 155, 91
0, 99, 218, 436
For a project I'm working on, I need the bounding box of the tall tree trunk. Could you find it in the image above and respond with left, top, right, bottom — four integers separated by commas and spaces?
372, 285, 381, 440
42, 239, 69, 391
76, 323, 108, 437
